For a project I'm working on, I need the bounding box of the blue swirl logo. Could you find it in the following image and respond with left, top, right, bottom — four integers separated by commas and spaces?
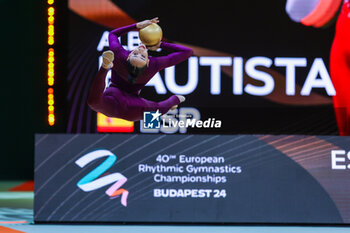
75, 149, 128, 206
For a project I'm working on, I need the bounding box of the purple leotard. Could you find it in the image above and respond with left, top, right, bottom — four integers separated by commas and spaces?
89, 23, 193, 121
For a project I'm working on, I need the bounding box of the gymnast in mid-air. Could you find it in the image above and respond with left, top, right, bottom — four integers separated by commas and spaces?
88, 17, 193, 121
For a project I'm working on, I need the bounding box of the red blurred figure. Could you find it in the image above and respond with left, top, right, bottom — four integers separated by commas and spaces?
287, 0, 350, 135
330, 1, 350, 135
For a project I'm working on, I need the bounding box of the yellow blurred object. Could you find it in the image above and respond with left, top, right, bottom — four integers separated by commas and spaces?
47, 3, 55, 126
139, 23, 163, 46
48, 7, 55, 16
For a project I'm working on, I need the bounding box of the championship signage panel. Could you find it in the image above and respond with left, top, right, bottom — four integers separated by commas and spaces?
34, 134, 350, 223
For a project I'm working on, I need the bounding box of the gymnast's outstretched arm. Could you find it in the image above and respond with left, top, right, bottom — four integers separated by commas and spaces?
109, 24, 137, 52
109, 18, 159, 52
153, 42, 193, 70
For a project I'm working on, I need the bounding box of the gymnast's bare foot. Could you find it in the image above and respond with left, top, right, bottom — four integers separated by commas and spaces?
171, 95, 185, 110
102, 50, 114, 69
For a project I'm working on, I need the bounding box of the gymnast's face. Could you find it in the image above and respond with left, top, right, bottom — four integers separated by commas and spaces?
128, 44, 149, 68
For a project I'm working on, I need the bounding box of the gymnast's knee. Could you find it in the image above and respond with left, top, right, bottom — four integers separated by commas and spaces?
101, 94, 124, 118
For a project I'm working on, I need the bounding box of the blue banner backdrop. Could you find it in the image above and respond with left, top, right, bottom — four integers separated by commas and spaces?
34, 134, 350, 224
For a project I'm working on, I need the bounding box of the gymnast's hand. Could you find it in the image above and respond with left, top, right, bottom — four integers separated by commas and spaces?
102, 50, 114, 69
136, 17, 159, 29
147, 41, 161, 51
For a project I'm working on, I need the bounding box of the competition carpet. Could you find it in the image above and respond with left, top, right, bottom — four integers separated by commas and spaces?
1, 181, 350, 233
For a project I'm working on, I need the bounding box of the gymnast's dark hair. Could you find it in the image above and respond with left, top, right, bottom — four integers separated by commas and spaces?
126, 59, 147, 84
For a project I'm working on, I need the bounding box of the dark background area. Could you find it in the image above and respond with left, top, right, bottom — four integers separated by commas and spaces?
0, 0, 339, 179
0, 1, 62, 180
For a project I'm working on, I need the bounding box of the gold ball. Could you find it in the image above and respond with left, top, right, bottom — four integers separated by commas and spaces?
139, 23, 163, 46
